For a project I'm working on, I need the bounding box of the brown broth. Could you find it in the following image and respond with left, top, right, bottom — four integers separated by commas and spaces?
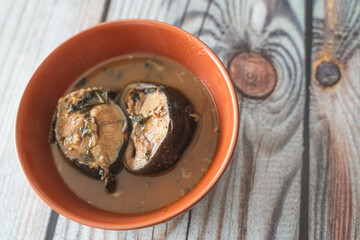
51, 54, 219, 213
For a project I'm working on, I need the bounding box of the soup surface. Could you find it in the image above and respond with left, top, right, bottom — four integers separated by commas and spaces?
51, 54, 219, 213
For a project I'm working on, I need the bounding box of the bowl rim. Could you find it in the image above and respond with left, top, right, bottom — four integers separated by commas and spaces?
15, 19, 239, 230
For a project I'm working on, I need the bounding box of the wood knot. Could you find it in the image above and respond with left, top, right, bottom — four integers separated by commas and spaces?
229, 52, 277, 99
315, 61, 341, 87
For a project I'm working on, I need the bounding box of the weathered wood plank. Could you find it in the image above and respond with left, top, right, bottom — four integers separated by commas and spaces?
182, 0, 305, 239
0, 0, 104, 239
53, 0, 305, 239
309, 0, 360, 239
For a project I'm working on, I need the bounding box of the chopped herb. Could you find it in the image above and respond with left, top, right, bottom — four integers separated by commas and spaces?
104, 67, 113, 76
96, 90, 108, 102
117, 71, 123, 79
74, 90, 109, 112
131, 114, 147, 125
95, 92, 105, 103
73, 77, 87, 88
82, 121, 92, 137
66, 104, 75, 113
143, 88, 155, 94
130, 90, 140, 102
145, 59, 164, 72
108, 91, 119, 100
170, 101, 178, 114
145, 152, 150, 160
85, 150, 94, 160
79, 150, 95, 163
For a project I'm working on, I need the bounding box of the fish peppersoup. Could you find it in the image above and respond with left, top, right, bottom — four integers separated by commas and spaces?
51, 54, 219, 213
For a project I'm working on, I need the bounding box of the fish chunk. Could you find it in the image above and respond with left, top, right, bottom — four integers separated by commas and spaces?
54, 88, 128, 192
120, 83, 197, 174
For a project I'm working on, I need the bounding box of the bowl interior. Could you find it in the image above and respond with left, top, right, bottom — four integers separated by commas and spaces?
15, 20, 238, 230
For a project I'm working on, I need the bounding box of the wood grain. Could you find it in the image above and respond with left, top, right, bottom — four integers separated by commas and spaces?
182, 0, 305, 239
229, 52, 278, 99
53, 0, 305, 239
0, 0, 104, 239
309, 0, 360, 239
9, 0, 360, 239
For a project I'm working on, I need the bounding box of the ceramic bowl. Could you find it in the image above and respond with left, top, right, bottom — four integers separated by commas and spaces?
15, 19, 239, 230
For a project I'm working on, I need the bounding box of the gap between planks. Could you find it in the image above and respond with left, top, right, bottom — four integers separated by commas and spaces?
299, 0, 313, 239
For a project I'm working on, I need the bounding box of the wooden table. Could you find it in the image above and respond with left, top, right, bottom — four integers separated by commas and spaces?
1, 0, 359, 239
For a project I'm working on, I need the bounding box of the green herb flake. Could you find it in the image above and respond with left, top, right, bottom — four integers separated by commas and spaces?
117, 71, 123, 79
79, 150, 95, 163
131, 114, 147, 125
170, 101, 178, 114
104, 67, 113, 76
95, 92, 105, 103
66, 104, 75, 114
145, 152, 150, 160
143, 88, 155, 94
77, 90, 109, 111
82, 121, 92, 137
130, 90, 140, 102
73, 77, 87, 88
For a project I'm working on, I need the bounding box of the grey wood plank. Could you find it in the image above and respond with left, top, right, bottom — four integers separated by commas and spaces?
183, 0, 305, 239
0, 0, 105, 239
54, 0, 305, 239
309, 0, 360, 239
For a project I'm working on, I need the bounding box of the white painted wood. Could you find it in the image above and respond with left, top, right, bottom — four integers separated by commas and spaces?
0, 0, 104, 239
8, 0, 358, 239
106, 0, 191, 26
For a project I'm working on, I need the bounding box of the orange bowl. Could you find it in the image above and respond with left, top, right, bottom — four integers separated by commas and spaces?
15, 19, 239, 230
